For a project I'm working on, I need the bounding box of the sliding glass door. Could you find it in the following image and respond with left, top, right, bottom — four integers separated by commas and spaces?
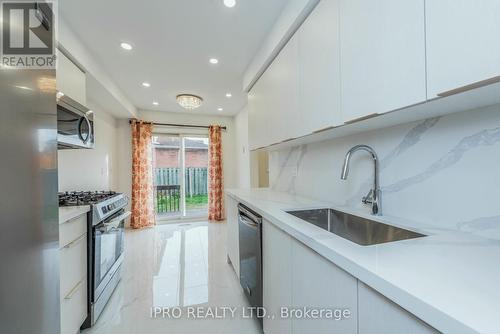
152, 134, 209, 220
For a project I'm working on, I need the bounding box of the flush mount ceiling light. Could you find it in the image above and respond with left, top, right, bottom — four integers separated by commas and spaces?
224, 0, 236, 8
209, 58, 219, 64
225, 92, 232, 98
142, 82, 151, 87
176, 94, 203, 110
152, 101, 159, 106
217, 107, 223, 111
120, 42, 133, 50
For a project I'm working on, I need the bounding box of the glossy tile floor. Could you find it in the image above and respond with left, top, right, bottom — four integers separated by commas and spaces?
83, 221, 262, 334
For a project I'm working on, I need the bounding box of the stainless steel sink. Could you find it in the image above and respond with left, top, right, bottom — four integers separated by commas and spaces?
286, 208, 426, 246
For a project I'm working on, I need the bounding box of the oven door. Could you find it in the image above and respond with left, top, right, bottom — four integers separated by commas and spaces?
93, 210, 129, 300
57, 94, 94, 149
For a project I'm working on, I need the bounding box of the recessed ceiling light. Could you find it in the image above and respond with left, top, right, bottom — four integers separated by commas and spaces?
225, 93, 232, 98
209, 58, 219, 64
224, 0, 236, 8
120, 42, 133, 50
217, 107, 223, 111
142, 82, 151, 87
152, 101, 159, 106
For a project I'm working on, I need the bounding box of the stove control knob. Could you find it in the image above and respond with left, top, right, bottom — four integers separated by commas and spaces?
107, 204, 113, 211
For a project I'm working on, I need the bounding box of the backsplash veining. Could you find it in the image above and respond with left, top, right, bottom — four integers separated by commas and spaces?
269, 104, 500, 240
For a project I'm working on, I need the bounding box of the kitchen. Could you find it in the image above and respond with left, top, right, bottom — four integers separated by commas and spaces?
1, 0, 500, 334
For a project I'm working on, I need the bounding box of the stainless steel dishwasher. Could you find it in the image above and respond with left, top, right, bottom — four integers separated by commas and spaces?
238, 203, 263, 315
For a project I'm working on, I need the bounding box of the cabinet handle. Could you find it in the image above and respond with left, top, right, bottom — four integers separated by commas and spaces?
437, 75, 500, 97
63, 234, 86, 249
312, 125, 337, 134
344, 113, 379, 124
64, 280, 83, 300
61, 213, 87, 225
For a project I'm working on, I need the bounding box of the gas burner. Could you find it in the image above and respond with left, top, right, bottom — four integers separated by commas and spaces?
58, 191, 118, 207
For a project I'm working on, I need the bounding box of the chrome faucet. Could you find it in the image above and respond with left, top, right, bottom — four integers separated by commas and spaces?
340, 145, 382, 215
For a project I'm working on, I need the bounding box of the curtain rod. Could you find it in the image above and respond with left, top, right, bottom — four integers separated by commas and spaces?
129, 119, 227, 131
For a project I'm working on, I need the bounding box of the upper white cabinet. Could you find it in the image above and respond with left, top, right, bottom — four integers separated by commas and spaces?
339, 0, 426, 122
426, 0, 500, 97
225, 195, 240, 277
266, 34, 301, 144
248, 0, 340, 150
298, 0, 342, 135
249, 34, 300, 150
358, 282, 439, 334
57, 50, 87, 106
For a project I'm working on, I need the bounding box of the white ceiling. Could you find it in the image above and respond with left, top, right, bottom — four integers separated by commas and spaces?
60, 0, 290, 116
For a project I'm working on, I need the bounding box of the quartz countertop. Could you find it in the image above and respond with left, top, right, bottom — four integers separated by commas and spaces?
59, 205, 90, 224
226, 188, 500, 334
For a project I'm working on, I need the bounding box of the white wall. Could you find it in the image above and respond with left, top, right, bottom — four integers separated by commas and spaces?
58, 105, 118, 191
234, 106, 251, 188
268, 105, 500, 240
116, 110, 237, 213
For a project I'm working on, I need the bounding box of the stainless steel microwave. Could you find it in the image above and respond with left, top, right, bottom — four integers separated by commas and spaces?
57, 94, 94, 149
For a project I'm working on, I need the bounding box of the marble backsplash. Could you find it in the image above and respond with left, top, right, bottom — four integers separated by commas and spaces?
269, 104, 500, 240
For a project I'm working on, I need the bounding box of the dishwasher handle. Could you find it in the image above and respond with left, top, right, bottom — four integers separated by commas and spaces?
237, 203, 262, 225
239, 213, 259, 228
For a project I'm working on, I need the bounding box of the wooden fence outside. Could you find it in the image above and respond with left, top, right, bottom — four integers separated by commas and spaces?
154, 167, 208, 197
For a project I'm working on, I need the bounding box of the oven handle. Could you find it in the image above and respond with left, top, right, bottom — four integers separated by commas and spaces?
104, 211, 131, 230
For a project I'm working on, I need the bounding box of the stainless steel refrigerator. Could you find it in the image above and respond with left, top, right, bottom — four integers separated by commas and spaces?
0, 68, 60, 333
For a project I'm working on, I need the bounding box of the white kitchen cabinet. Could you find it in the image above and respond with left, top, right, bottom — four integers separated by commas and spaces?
262, 220, 357, 334
266, 33, 301, 144
426, 0, 500, 98
225, 195, 240, 277
291, 240, 358, 334
57, 50, 87, 106
340, 0, 426, 122
248, 34, 300, 150
59, 213, 88, 334
262, 221, 293, 334
358, 282, 439, 334
248, 71, 270, 150
298, 0, 342, 134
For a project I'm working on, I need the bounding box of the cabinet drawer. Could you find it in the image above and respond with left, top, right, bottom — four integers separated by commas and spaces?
60, 234, 87, 300
59, 214, 87, 248
61, 277, 87, 334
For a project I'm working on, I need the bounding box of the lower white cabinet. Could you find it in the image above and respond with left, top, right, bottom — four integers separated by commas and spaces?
226, 195, 240, 277
358, 282, 439, 334
291, 241, 357, 333
59, 213, 88, 334
263, 221, 293, 334
262, 221, 357, 334
61, 277, 87, 334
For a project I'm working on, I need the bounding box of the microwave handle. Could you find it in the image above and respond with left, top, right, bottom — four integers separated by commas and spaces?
78, 115, 92, 143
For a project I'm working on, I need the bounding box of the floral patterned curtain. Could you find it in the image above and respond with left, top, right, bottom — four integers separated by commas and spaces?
208, 125, 224, 221
130, 120, 156, 229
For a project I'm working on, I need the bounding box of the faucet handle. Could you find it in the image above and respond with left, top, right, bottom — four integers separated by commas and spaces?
362, 189, 374, 204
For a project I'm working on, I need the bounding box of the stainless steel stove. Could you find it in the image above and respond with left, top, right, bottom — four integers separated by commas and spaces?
59, 191, 130, 329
